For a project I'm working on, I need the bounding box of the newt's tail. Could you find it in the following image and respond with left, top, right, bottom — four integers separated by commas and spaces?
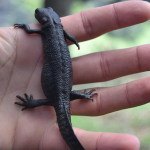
55, 103, 85, 150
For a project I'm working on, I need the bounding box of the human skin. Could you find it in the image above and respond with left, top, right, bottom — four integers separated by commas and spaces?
0, 0, 150, 149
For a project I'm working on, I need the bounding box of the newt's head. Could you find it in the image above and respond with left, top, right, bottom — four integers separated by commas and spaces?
35, 7, 61, 25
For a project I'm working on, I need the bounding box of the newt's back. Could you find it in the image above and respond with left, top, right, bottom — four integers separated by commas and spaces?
36, 8, 72, 103
36, 8, 84, 150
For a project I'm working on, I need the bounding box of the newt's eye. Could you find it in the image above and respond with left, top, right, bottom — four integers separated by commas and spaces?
42, 17, 48, 23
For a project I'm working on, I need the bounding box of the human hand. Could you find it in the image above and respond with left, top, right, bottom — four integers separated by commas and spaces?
0, 1, 149, 149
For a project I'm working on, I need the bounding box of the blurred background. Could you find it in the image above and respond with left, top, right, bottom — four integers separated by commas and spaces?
0, 0, 150, 149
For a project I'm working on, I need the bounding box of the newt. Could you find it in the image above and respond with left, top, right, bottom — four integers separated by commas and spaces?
14, 7, 97, 150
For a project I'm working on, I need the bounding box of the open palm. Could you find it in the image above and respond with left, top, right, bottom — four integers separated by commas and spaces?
0, 1, 150, 150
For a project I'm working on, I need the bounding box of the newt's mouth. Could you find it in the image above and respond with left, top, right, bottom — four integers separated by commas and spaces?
34, 8, 42, 23
35, 9, 49, 24
34, 12, 39, 21
35, 8, 39, 18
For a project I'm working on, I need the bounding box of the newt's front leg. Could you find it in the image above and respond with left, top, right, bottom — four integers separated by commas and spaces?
14, 24, 42, 34
63, 29, 80, 50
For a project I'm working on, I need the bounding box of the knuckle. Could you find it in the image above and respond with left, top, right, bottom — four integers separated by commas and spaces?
79, 11, 93, 38
99, 52, 111, 81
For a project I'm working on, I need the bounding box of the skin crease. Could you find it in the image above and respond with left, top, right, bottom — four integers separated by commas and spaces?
0, 0, 150, 149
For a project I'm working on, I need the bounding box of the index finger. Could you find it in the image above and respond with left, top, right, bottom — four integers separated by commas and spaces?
62, 1, 150, 42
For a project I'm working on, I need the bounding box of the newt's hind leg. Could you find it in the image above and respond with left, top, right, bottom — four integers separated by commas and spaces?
15, 93, 52, 111
70, 89, 97, 101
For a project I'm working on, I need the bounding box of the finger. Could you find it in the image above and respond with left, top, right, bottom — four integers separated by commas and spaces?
11, 1, 150, 49
71, 76, 150, 116
72, 44, 150, 84
73, 128, 140, 150
41, 125, 139, 150
62, 1, 150, 42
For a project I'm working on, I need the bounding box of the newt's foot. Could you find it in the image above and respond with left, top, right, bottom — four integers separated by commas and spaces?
83, 89, 98, 101
13, 24, 24, 28
70, 89, 98, 101
15, 93, 34, 111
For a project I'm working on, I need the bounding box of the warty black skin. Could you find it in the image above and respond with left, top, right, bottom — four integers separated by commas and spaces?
14, 7, 97, 150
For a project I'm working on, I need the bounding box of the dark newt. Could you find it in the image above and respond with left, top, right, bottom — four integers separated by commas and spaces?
14, 7, 97, 150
